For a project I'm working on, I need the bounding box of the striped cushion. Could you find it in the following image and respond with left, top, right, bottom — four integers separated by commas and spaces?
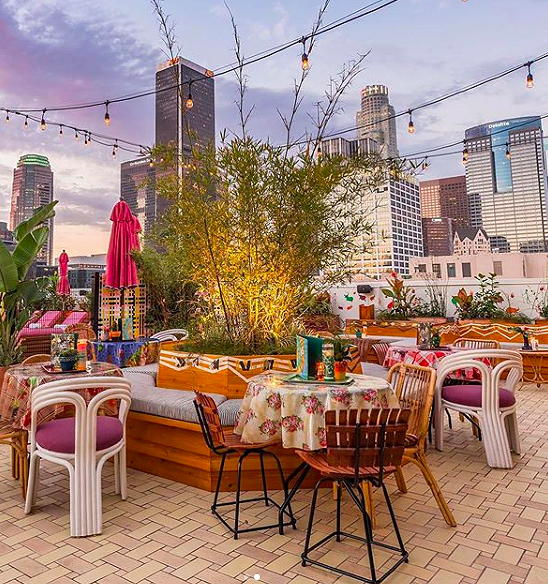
217, 399, 243, 426
361, 362, 389, 379
123, 364, 158, 382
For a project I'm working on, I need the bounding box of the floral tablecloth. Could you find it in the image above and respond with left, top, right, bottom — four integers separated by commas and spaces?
88, 339, 159, 368
234, 373, 399, 451
0, 362, 122, 429
384, 345, 486, 380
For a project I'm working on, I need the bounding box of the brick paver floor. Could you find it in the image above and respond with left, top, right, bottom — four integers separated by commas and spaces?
0, 384, 546, 584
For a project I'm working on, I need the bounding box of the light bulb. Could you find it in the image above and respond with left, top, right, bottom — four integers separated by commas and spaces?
407, 111, 415, 134
527, 71, 534, 88
505, 144, 511, 159
40, 109, 47, 131
5, 111, 10, 122
24, 116, 29, 128
186, 92, 194, 109
301, 53, 309, 71
462, 147, 469, 164
104, 101, 111, 126
75, 130, 79, 140
59, 125, 63, 135
112, 143, 118, 158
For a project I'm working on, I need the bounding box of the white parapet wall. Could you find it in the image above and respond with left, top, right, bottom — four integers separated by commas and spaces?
328, 277, 547, 321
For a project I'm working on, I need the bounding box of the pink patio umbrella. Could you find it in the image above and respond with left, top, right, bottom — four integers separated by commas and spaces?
104, 200, 140, 289
56, 250, 71, 295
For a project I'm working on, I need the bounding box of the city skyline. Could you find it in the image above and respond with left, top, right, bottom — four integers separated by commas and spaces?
0, 0, 547, 256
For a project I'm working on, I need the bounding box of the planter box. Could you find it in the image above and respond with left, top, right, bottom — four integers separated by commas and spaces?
438, 322, 548, 345
157, 347, 297, 398
345, 319, 418, 339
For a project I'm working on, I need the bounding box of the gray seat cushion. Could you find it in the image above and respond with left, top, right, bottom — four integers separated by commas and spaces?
217, 399, 243, 426
123, 364, 158, 383
129, 382, 226, 422
361, 362, 389, 379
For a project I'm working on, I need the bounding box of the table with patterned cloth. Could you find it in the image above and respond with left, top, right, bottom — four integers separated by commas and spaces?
0, 362, 122, 430
234, 373, 399, 451
384, 345, 486, 380
88, 339, 160, 368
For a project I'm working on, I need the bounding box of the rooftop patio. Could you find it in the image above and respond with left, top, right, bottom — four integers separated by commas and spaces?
1, 382, 545, 584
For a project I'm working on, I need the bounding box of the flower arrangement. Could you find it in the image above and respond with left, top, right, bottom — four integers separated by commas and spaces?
523, 284, 548, 319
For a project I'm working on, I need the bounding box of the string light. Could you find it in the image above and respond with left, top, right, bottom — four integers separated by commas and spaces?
526, 62, 534, 88
185, 83, 194, 109
301, 37, 309, 71
421, 157, 430, 171
75, 129, 79, 140
59, 124, 63, 135
407, 110, 415, 134
104, 101, 111, 126
40, 109, 47, 131
112, 140, 118, 157
5, 110, 10, 122
505, 143, 511, 159
24, 116, 29, 128
462, 146, 469, 164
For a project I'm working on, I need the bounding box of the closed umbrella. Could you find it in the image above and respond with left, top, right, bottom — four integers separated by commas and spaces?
104, 200, 140, 289
56, 250, 71, 295
130, 214, 142, 252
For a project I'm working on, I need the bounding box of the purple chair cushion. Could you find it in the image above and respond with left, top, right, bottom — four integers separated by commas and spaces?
441, 384, 516, 408
36, 416, 123, 453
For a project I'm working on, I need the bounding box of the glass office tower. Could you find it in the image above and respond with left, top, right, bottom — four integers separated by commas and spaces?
465, 116, 548, 252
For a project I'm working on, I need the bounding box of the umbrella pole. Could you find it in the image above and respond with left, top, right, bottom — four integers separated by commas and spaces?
92, 272, 100, 337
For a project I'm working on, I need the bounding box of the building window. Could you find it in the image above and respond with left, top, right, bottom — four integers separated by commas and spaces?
462, 262, 472, 277
432, 264, 442, 279
447, 263, 456, 278
416, 264, 427, 273
493, 261, 503, 276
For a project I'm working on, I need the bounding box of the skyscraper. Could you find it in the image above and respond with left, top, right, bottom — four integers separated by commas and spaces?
10, 154, 54, 264
465, 116, 548, 252
356, 85, 398, 159
420, 176, 469, 225
155, 57, 215, 157
122, 57, 215, 232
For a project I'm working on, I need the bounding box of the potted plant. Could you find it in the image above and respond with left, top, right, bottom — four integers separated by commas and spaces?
332, 338, 351, 381
0, 201, 57, 384
58, 348, 79, 371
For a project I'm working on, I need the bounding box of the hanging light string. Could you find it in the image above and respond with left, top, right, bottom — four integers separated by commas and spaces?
4, 0, 401, 117
0, 107, 146, 153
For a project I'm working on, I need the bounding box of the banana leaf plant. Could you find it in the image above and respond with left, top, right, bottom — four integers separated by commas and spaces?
0, 201, 57, 366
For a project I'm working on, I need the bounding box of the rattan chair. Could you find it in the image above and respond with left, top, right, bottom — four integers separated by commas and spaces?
388, 363, 457, 527
453, 338, 501, 349
65, 323, 96, 341
298, 408, 411, 584
0, 422, 28, 498
193, 391, 295, 539
21, 354, 51, 365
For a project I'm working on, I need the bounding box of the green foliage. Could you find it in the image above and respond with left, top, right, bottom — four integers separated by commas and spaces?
380, 272, 420, 320
0, 202, 58, 366
132, 247, 197, 332
59, 348, 79, 359
152, 137, 386, 353
34, 274, 76, 311
332, 337, 351, 362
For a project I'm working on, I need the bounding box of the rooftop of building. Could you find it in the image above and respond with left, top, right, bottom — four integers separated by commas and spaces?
17, 154, 51, 168
454, 226, 488, 241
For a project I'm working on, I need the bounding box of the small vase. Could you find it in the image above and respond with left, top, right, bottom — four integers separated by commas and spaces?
60, 359, 76, 372
334, 361, 347, 381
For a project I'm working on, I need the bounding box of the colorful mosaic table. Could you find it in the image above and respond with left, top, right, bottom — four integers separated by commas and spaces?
88, 339, 160, 368
234, 373, 399, 451
384, 345, 486, 380
0, 362, 122, 429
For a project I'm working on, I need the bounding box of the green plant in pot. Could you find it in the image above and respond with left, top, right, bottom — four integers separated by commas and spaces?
332, 338, 352, 381
58, 348, 79, 372
0, 201, 57, 377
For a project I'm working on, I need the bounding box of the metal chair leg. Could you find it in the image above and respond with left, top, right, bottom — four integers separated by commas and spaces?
380, 481, 407, 559
259, 451, 269, 506
263, 450, 296, 529
335, 481, 342, 541
212, 453, 226, 511
233, 452, 248, 540
302, 478, 322, 566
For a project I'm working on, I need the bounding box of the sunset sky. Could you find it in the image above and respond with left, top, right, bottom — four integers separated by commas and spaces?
0, 0, 546, 258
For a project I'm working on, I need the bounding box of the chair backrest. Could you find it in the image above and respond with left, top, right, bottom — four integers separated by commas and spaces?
65, 323, 96, 341
325, 408, 410, 482
193, 391, 225, 452
387, 363, 436, 447
22, 354, 51, 365
372, 341, 390, 366
29, 376, 132, 455
436, 349, 523, 410
454, 337, 501, 349
150, 329, 189, 342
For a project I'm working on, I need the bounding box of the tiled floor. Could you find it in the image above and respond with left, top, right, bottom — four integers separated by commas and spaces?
0, 384, 546, 584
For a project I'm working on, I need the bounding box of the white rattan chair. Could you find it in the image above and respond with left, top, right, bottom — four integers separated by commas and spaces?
24, 376, 132, 536
453, 338, 501, 349
434, 350, 522, 468
150, 328, 189, 342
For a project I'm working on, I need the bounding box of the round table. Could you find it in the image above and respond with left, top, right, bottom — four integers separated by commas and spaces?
234, 373, 399, 451
384, 345, 484, 380
0, 362, 122, 429
88, 339, 160, 368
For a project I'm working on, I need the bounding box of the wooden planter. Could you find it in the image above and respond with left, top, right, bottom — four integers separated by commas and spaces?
345, 319, 418, 339
157, 346, 297, 398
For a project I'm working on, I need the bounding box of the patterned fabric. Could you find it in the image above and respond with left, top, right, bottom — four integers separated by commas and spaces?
384, 345, 487, 380
234, 373, 399, 451
89, 339, 160, 368
0, 362, 122, 429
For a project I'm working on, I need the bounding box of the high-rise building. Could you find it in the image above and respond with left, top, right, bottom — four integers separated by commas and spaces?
122, 57, 215, 232
422, 217, 454, 256
10, 154, 54, 264
321, 137, 379, 157
356, 85, 398, 159
120, 157, 159, 236
465, 116, 548, 252
350, 174, 422, 278
420, 176, 469, 224
0, 221, 14, 251
155, 57, 215, 157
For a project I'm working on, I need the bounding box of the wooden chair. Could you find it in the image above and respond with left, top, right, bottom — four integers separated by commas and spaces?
454, 338, 500, 349
21, 354, 51, 365
0, 422, 28, 498
193, 391, 295, 539
65, 323, 96, 341
388, 363, 457, 527
297, 408, 411, 584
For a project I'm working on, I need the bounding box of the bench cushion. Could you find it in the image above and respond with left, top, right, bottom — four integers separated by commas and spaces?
123, 364, 158, 383
218, 399, 243, 426
361, 362, 389, 379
